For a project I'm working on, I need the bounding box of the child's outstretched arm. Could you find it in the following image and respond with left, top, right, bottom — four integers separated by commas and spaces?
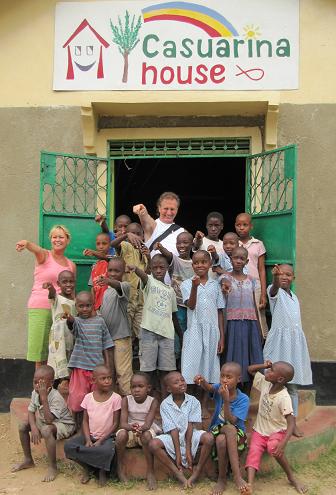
207, 244, 219, 263
258, 254, 267, 308
42, 282, 56, 300
110, 232, 143, 251
83, 248, 109, 261
128, 265, 148, 285
247, 360, 272, 376
133, 204, 156, 241
186, 276, 201, 309
269, 264, 282, 297
95, 214, 110, 234
96, 276, 122, 295
193, 375, 215, 394
16, 240, 47, 264
154, 242, 173, 264
193, 231, 204, 250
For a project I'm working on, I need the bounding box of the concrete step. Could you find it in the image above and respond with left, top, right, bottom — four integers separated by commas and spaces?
10, 395, 335, 480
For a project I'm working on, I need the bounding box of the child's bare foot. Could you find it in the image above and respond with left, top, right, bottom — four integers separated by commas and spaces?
175, 470, 188, 488
241, 483, 252, 495
210, 479, 226, 495
289, 477, 307, 493
186, 470, 201, 488
202, 407, 211, 419
11, 458, 35, 472
80, 466, 90, 484
42, 465, 57, 482
146, 472, 157, 490
117, 465, 129, 482
234, 476, 249, 493
293, 425, 304, 438
98, 469, 107, 487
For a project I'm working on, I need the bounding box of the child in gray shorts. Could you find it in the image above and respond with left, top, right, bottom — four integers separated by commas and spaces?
128, 254, 182, 396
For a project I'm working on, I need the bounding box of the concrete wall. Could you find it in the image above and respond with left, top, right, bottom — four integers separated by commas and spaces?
278, 104, 336, 361
0, 107, 83, 358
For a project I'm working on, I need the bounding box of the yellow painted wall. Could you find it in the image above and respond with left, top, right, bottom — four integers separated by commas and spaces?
0, 0, 335, 108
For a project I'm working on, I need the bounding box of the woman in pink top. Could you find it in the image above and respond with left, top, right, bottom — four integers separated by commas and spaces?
16, 225, 76, 366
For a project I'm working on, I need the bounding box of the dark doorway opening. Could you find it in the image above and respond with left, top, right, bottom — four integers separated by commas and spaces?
114, 157, 246, 234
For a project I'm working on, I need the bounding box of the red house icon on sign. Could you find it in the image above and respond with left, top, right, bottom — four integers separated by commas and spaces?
63, 19, 110, 80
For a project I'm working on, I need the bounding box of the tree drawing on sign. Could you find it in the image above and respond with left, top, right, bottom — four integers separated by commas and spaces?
110, 11, 142, 83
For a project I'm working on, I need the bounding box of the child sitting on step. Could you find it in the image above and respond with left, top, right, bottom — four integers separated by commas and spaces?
149, 371, 214, 489
244, 361, 307, 494
11, 365, 75, 482
116, 372, 161, 490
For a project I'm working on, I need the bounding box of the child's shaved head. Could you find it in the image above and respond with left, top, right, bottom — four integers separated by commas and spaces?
235, 212, 252, 223
93, 364, 111, 377
76, 291, 93, 304
34, 365, 55, 382
274, 361, 295, 383
221, 362, 242, 377
231, 246, 248, 259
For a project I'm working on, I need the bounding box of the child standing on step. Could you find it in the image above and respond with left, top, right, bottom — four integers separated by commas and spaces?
43, 270, 76, 380
11, 365, 75, 482
128, 254, 183, 396
245, 361, 307, 494
99, 257, 133, 396
66, 292, 113, 423
149, 371, 214, 489
116, 372, 161, 489
235, 213, 268, 338
64, 364, 121, 487
221, 247, 263, 394
110, 222, 150, 346
155, 231, 194, 361
263, 264, 312, 437
84, 231, 111, 311
194, 362, 250, 495
181, 250, 225, 418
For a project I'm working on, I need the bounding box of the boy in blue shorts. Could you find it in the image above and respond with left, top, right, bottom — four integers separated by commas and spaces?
195, 362, 250, 495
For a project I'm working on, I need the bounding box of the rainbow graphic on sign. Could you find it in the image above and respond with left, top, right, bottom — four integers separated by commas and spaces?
142, 1, 239, 38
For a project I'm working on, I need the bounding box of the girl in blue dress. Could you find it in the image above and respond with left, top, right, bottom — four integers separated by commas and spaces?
181, 250, 225, 418
221, 247, 263, 393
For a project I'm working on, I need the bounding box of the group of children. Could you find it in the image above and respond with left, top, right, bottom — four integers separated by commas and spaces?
12, 208, 312, 494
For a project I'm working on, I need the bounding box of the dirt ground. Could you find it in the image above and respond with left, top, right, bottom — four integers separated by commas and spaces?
0, 413, 335, 495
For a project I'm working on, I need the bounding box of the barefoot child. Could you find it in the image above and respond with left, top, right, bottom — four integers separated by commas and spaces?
245, 361, 307, 494
43, 270, 76, 379
128, 254, 183, 396
181, 250, 225, 418
66, 292, 113, 424
149, 372, 214, 488
194, 362, 249, 495
263, 265, 312, 437
235, 213, 268, 338
116, 372, 161, 489
64, 364, 121, 487
99, 257, 133, 396
221, 247, 263, 393
12, 365, 75, 482
155, 231, 194, 360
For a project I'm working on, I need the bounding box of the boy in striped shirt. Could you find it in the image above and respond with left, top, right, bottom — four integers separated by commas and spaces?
66, 291, 113, 426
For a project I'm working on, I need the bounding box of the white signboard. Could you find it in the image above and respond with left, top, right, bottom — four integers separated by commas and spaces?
53, 0, 299, 91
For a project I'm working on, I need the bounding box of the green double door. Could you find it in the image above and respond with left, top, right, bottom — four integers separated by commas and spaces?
40, 145, 297, 291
